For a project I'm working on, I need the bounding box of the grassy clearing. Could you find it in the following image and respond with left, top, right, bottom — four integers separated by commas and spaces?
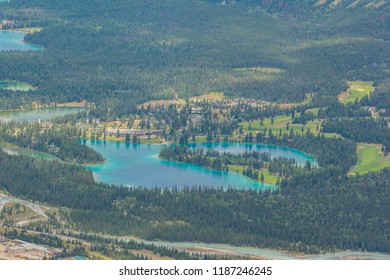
158, 35, 188, 46
190, 92, 224, 102
194, 135, 208, 143
349, 143, 390, 175
0, 141, 60, 160
241, 115, 324, 136
87, 251, 112, 260
288, 37, 378, 52
233, 67, 284, 74
211, 66, 284, 87
279, 93, 313, 108
227, 165, 279, 185
305, 108, 320, 115
57, 100, 88, 107
241, 115, 293, 130
338, 81, 374, 104
11, 27, 43, 33
0, 202, 38, 224
139, 99, 185, 109
140, 138, 165, 144
95, 135, 165, 144
130, 249, 173, 260
0, 80, 36, 91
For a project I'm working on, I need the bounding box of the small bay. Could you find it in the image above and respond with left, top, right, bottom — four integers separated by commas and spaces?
0, 31, 42, 51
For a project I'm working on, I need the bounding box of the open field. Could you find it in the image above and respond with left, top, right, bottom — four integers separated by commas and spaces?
242, 115, 293, 129
305, 108, 320, 115
1, 141, 60, 160
278, 93, 313, 109
228, 165, 279, 185
233, 67, 284, 74
241, 115, 323, 136
87, 134, 165, 144
214, 68, 282, 85
11, 27, 43, 33
158, 35, 188, 47
0, 80, 36, 91
139, 99, 185, 109
0, 202, 38, 225
0, 194, 49, 226
57, 100, 88, 107
190, 92, 224, 102
349, 143, 390, 175
338, 81, 374, 104
129, 249, 174, 260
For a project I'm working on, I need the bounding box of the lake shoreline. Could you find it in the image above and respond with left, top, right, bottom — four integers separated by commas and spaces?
84, 140, 313, 189
0, 29, 43, 50
22, 39, 44, 49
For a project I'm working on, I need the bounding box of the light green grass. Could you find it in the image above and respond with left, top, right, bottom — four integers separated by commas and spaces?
241, 115, 293, 131
233, 67, 284, 74
0, 80, 37, 91
227, 165, 279, 185
12, 27, 43, 33
241, 116, 323, 137
0, 202, 37, 223
338, 81, 374, 104
194, 135, 208, 143
0, 141, 60, 160
349, 143, 390, 175
140, 137, 165, 144
305, 108, 320, 115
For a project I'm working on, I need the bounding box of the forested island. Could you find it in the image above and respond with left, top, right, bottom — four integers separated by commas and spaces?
0, 0, 389, 260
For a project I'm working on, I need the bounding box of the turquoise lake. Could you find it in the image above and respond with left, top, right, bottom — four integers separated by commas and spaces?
0, 31, 42, 51
84, 140, 317, 190
0, 107, 82, 122
0, 106, 317, 190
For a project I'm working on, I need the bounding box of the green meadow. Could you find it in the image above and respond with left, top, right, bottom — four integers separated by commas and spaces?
350, 143, 390, 175
241, 115, 325, 137
0, 80, 36, 91
338, 81, 374, 104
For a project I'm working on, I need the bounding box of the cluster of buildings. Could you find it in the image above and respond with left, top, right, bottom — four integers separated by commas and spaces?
206, 98, 271, 111
102, 97, 272, 138
0, 236, 59, 260
0, 20, 15, 30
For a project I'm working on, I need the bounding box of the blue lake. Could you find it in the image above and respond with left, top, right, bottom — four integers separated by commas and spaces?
0, 31, 42, 51
84, 140, 317, 190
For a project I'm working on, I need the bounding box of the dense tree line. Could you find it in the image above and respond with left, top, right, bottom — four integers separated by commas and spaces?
317, 103, 371, 119
322, 118, 390, 152
2, 228, 64, 249
0, 0, 388, 114
159, 145, 305, 181
360, 88, 390, 117
0, 150, 121, 210
68, 168, 390, 254
62, 231, 218, 260
0, 122, 104, 164
253, 131, 357, 173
